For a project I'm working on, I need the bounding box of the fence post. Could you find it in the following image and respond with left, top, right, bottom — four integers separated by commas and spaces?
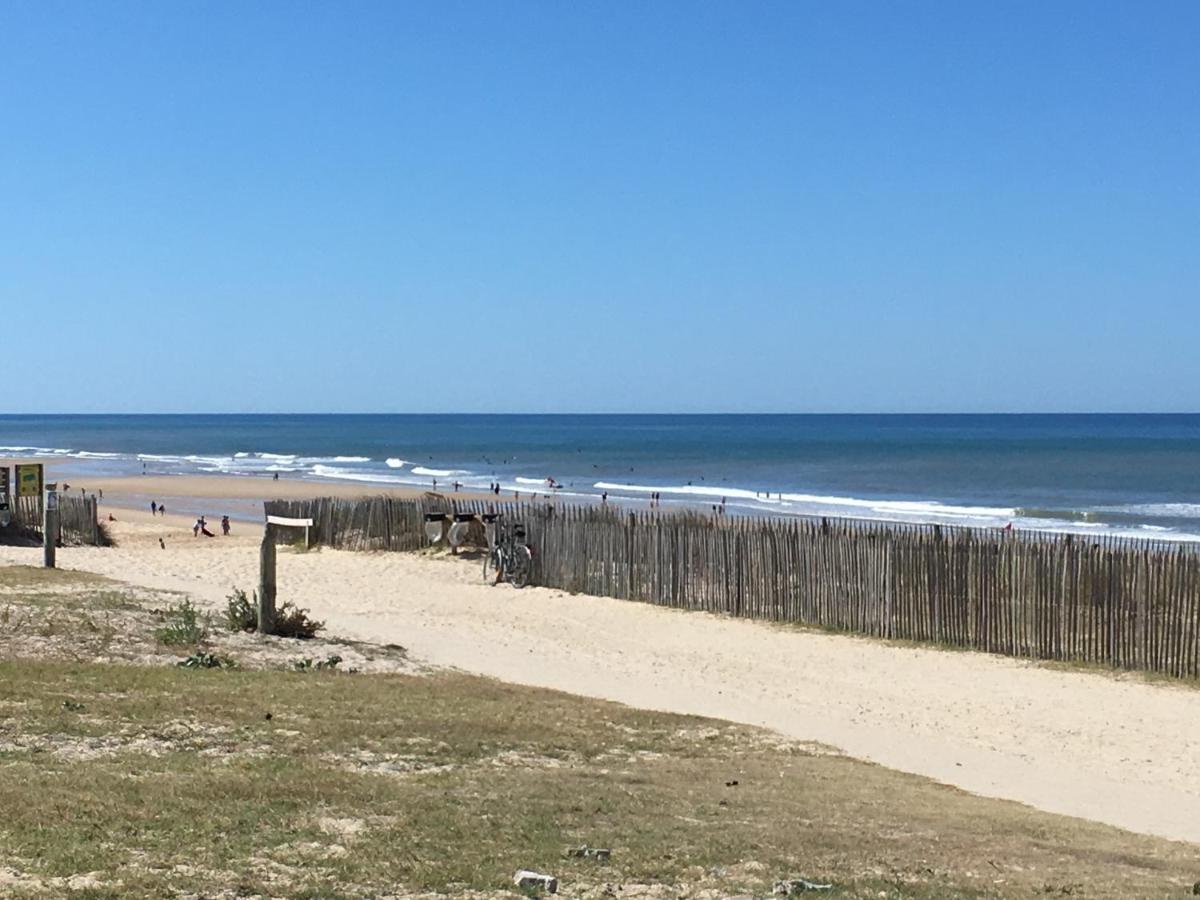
42, 485, 58, 568
258, 525, 276, 634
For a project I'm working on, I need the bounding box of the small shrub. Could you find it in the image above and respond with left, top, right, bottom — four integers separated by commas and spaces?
156, 599, 209, 646
274, 602, 324, 639
177, 653, 235, 669
225, 588, 257, 632
293, 654, 341, 671
224, 587, 324, 639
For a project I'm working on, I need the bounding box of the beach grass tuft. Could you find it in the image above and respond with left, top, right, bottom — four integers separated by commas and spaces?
154, 598, 209, 646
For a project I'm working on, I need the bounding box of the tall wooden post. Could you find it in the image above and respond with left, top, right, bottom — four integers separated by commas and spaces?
258, 525, 276, 634
43, 485, 58, 569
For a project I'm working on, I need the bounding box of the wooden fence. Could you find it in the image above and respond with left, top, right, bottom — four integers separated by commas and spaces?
264, 495, 1200, 679
0, 493, 111, 547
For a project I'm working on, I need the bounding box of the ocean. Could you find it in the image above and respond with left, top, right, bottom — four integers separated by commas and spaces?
2, 413, 1199, 541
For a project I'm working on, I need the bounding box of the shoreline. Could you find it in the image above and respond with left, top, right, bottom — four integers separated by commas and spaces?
5, 454, 1200, 544
1, 460, 539, 525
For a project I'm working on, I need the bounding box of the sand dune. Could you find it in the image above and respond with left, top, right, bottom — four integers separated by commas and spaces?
3, 510, 1199, 845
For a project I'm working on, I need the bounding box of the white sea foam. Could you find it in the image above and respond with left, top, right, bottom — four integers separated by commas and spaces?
310, 464, 424, 486
411, 466, 470, 478
516, 477, 552, 486
594, 482, 1016, 521
592, 480, 1200, 541
385, 458, 407, 468
1094, 503, 1200, 519
73, 451, 123, 459
0, 446, 74, 455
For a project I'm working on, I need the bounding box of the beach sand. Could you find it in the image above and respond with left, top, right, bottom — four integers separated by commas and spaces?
3, 475, 1200, 845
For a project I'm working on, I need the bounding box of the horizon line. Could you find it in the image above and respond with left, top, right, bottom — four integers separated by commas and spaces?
3, 411, 1199, 418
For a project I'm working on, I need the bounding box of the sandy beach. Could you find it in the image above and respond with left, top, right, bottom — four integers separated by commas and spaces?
3, 480, 1199, 847
3, 461, 527, 526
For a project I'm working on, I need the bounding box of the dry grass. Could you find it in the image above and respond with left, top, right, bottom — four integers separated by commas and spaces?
0, 565, 414, 674
0, 564, 1196, 899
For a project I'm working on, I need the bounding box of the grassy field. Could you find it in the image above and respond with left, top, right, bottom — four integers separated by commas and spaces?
0, 565, 1196, 899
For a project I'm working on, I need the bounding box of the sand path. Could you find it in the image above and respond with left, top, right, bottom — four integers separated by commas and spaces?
4, 515, 1199, 845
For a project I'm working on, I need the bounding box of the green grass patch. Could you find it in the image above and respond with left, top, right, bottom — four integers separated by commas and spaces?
0, 660, 1194, 899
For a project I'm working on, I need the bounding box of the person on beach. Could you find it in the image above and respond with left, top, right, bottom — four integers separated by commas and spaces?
151, 501, 157, 515
158, 503, 165, 516
221, 515, 230, 536
193, 518, 201, 537
602, 491, 608, 504
273, 472, 279, 481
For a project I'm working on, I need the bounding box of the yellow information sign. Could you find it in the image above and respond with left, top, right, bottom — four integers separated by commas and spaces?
15, 464, 43, 498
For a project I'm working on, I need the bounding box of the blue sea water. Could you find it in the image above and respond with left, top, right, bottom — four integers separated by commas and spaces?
2, 414, 1199, 540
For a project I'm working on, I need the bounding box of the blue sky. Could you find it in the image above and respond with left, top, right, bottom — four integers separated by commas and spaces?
2, 1, 1197, 413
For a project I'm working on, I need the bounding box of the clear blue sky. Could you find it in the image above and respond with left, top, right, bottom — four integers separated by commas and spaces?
2, 1, 1197, 413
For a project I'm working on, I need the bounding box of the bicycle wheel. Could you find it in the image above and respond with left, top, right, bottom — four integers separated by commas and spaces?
509, 544, 533, 589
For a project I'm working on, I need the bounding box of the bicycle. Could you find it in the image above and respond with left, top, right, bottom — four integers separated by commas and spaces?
482, 513, 533, 588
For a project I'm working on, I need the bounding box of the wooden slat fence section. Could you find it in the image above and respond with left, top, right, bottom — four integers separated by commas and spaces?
1, 493, 110, 546
264, 496, 1200, 679
57, 495, 108, 546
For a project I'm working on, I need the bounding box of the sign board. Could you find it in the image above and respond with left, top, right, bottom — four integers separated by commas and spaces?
265, 514, 314, 549
15, 464, 43, 498
265, 515, 314, 527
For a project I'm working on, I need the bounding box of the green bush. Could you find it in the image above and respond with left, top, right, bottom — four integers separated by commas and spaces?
224, 588, 257, 632
156, 599, 209, 647
274, 602, 325, 639
224, 587, 324, 640
177, 653, 235, 669
293, 654, 341, 671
